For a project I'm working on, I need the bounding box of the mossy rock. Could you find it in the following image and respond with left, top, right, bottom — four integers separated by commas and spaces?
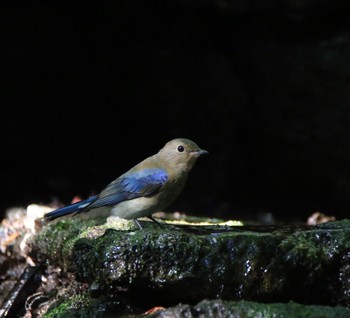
44, 298, 350, 318
150, 299, 350, 318
31, 218, 350, 312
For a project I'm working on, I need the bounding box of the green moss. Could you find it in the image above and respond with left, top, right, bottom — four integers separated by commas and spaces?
45, 298, 350, 318
150, 300, 350, 318
32, 216, 134, 267
43, 293, 89, 318
43, 293, 114, 318
31, 219, 350, 308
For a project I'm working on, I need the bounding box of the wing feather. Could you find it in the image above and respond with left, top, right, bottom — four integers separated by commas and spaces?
88, 168, 168, 209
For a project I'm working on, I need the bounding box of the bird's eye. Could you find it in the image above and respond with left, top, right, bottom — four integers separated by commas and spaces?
177, 145, 185, 152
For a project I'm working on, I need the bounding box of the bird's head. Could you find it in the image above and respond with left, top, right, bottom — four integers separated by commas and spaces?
158, 138, 208, 173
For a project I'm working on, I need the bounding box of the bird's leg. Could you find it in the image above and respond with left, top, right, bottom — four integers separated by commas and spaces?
148, 215, 163, 227
134, 219, 143, 230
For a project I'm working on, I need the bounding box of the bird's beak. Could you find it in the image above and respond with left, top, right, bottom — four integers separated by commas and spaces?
192, 149, 209, 157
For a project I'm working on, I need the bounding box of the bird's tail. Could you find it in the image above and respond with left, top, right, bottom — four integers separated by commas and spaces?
44, 195, 97, 222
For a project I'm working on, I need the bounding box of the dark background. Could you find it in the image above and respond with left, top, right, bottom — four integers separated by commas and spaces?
2, 1, 350, 223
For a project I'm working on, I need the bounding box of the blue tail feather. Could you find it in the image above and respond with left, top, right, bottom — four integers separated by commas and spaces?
44, 196, 97, 221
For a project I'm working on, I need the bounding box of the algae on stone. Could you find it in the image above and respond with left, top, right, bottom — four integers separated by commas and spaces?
31, 219, 350, 310
149, 299, 350, 318
43, 293, 122, 318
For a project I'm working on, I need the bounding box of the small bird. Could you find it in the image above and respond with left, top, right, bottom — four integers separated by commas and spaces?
44, 138, 208, 229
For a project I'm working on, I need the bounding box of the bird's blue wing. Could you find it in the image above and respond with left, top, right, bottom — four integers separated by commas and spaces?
88, 168, 168, 208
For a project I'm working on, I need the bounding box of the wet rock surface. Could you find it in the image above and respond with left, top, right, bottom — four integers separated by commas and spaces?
27, 218, 350, 316
150, 299, 350, 318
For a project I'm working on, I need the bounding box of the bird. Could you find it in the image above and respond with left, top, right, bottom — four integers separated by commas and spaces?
44, 138, 208, 229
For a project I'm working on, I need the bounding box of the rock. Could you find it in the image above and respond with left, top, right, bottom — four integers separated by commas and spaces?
30, 218, 350, 314
150, 299, 350, 318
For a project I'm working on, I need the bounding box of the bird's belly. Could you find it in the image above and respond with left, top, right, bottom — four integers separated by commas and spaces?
111, 196, 158, 219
